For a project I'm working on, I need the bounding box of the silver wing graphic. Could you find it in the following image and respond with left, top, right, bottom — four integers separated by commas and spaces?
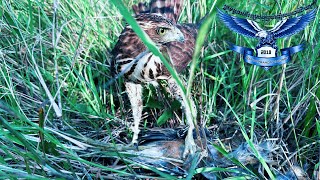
218, 8, 316, 39
218, 8, 264, 38
269, 9, 316, 38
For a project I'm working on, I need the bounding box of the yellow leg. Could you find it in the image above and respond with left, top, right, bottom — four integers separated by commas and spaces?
125, 82, 143, 146
168, 78, 197, 158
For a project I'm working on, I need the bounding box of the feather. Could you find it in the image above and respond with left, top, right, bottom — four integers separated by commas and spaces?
132, 2, 150, 15
132, 0, 184, 23
269, 9, 316, 38
150, 0, 184, 23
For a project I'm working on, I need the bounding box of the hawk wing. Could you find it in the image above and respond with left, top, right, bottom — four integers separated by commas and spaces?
269, 9, 316, 38
218, 8, 264, 38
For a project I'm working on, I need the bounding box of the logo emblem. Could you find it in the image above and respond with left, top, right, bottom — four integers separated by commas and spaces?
257, 46, 276, 58
218, 8, 316, 69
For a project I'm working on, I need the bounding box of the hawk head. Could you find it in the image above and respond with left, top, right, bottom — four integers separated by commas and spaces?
131, 13, 185, 45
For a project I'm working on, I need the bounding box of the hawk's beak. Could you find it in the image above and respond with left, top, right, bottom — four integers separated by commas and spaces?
178, 34, 185, 42
174, 27, 185, 43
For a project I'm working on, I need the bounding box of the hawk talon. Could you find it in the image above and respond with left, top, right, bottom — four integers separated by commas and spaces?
127, 141, 139, 151
134, 142, 139, 151
177, 125, 189, 138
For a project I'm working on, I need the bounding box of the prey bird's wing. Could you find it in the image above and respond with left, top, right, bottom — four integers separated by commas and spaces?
269, 9, 316, 38
218, 9, 264, 38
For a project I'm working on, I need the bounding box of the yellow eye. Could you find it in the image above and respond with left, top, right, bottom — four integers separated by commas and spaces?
157, 28, 167, 35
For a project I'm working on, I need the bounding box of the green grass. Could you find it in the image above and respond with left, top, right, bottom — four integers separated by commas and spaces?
0, 0, 319, 179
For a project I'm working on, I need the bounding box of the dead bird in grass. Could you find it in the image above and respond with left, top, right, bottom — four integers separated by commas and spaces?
119, 127, 291, 179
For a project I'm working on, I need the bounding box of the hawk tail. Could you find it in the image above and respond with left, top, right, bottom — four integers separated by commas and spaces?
132, 0, 184, 23
132, 2, 150, 15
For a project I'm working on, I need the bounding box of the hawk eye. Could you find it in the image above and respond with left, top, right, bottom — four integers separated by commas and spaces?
157, 27, 167, 35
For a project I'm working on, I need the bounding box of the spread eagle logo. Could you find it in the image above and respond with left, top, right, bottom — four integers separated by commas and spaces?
218, 8, 316, 67
218, 9, 316, 51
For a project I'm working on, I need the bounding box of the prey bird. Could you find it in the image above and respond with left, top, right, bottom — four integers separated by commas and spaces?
111, 0, 199, 158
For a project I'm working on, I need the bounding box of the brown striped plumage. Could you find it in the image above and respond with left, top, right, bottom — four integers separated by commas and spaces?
133, 0, 184, 23
112, 0, 199, 158
112, 13, 185, 82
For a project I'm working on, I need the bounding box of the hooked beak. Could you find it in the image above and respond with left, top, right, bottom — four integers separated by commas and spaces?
178, 34, 185, 42
174, 27, 185, 43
